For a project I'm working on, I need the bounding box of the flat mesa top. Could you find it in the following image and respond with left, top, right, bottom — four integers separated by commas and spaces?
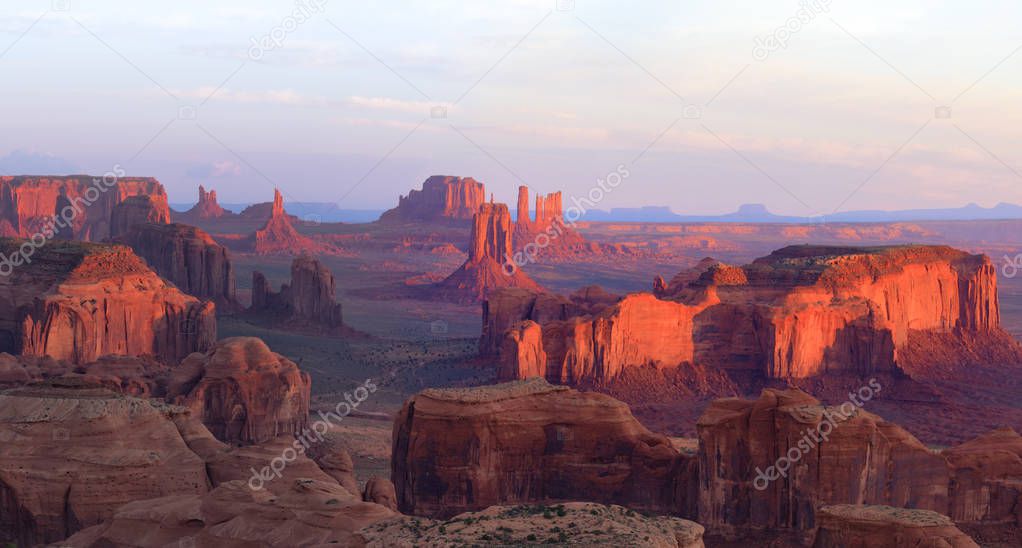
0, 238, 150, 280
419, 378, 569, 403
819, 504, 953, 527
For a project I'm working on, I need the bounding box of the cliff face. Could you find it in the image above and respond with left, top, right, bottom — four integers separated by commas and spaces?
250, 255, 344, 330
0, 239, 215, 364
433, 203, 542, 303
108, 195, 170, 239
491, 245, 1001, 383
379, 175, 486, 223
166, 337, 311, 445
391, 378, 695, 519
0, 175, 170, 241
113, 221, 237, 308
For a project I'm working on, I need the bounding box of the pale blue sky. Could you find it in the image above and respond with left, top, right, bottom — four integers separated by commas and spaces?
0, 0, 1020, 215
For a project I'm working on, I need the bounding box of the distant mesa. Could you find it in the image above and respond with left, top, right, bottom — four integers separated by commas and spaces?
379, 175, 485, 223
431, 201, 542, 303
249, 254, 354, 335
487, 244, 1006, 385
0, 175, 170, 241
174, 184, 233, 221
0, 238, 215, 364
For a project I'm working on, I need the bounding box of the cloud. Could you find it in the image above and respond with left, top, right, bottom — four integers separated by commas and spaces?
347, 96, 446, 115
0, 150, 78, 175
173, 87, 331, 107
187, 160, 243, 179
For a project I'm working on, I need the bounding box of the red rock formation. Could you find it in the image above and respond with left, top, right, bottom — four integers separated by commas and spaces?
363, 477, 398, 511
433, 203, 542, 303
0, 239, 215, 364
511, 185, 586, 256
0, 380, 211, 546
304, 432, 361, 496
250, 255, 346, 331
813, 505, 979, 548
113, 222, 238, 308
516, 185, 530, 227
379, 175, 486, 223
166, 337, 311, 445
391, 378, 695, 519
248, 189, 319, 254
108, 195, 170, 239
0, 175, 170, 241
180, 184, 231, 220
492, 245, 1002, 384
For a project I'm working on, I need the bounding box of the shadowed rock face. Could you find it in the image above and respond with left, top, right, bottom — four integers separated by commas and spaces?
379, 175, 485, 223
0, 380, 211, 546
491, 244, 1001, 383
812, 505, 979, 548
433, 202, 542, 303
108, 195, 170, 239
0, 239, 215, 364
167, 337, 311, 445
250, 255, 345, 331
0, 175, 170, 241
391, 378, 695, 519
113, 221, 238, 308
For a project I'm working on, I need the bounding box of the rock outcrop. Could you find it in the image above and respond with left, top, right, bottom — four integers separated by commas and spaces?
813, 505, 979, 548
491, 245, 1001, 384
359, 502, 706, 547
248, 189, 318, 254
697, 388, 1022, 537
391, 378, 695, 519
250, 255, 345, 331
108, 195, 170, 239
179, 184, 231, 220
0, 175, 170, 241
432, 202, 542, 302
113, 222, 238, 308
0, 380, 211, 546
363, 477, 398, 512
379, 175, 485, 223
0, 239, 215, 364
512, 185, 586, 253
166, 337, 311, 445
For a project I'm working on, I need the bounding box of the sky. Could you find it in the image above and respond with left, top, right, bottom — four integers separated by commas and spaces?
0, 0, 1020, 216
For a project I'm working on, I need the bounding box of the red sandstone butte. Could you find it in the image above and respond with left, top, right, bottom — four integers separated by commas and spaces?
108, 194, 170, 239
512, 185, 585, 253
166, 337, 311, 445
812, 505, 979, 548
379, 175, 485, 223
247, 189, 319, 254
0, 175, 170, 241
391, 378, 695, 519
0, 239, 215, 364
179, 184, 231, 220
112, 219, 238, 309
250, 254, 347, 332
433, 202, 542, 303
491, 245, 1001, 384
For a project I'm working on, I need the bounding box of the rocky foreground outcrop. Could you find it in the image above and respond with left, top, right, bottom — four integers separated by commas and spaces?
360, 502, 706, 547
167, 337, 311, 445
391, 378, 696, 519
697, 388, 1022, 537
0, 239, 215, 364
431, 202, 542, 302
491, 245, 1001, 384
812, 505, 979, 548
379, 175, 485, 223
0, 175, 170, 241
250, 254, 347, 332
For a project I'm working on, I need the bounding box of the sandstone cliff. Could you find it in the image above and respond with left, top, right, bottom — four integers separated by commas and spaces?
0, 239, 215, 364
491, 245, 1001, 384
391, 378, 695, 519
812, 505, 979, 548
432, 202, 543, 303
113, 221, 238, 308
0, 175, 170, 241
379, 175, 485, 223
108, 194, 170, 239
250, 254, 346, 331
166, 337, 311, 445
